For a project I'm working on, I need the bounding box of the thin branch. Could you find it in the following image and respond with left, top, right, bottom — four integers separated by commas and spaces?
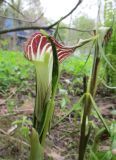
3, 0, 26, 18
57, 32, 64, 43
48, 0, 83, 28
0, 109, 33, 118
0, 13, 44, 23
30, 13, 44, 23
0, 130, 30, 147
59, 27, 94, 33
0, 0, 4, 5
0, 0, 83, 35
0, 26, 49, 34
0, 26, 95, 35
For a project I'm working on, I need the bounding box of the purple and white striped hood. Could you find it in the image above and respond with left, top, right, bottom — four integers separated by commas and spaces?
24, 32, 75, 63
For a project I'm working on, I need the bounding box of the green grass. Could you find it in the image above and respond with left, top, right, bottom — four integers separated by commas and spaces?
0, 50, 105, 93
0, 50, 34, 91
0, 51, 92, 92
0, 50, 92, 92
60, 54, 93, 76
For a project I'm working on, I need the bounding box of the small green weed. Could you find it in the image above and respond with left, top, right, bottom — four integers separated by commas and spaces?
60, 54, 93, 76
0, 50, 34, 91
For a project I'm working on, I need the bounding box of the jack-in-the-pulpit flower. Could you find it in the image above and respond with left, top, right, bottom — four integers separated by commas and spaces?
24, 31, 95, 160
24, 31, 95, 134
24, 32, 95, 62
24, 31, 76, 136
24, 32, 74, 62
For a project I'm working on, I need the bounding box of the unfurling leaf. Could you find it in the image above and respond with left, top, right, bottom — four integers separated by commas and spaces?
29, 128, 43, 160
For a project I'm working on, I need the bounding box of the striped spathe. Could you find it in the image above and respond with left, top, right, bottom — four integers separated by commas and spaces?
24, 32, 75, 63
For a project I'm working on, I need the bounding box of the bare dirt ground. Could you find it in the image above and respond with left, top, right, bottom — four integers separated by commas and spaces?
0, 74, 115, 160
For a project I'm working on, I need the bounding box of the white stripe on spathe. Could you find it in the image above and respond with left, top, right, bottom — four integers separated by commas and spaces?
37, 35, 44, 60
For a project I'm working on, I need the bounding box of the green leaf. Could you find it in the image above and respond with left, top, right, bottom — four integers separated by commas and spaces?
102, 80, 116, 89
101, 151, 112, 160
74, 35, 98, 49
48, 37, 59, 97
88, 93, 110, 134
52, 94, 85, 128
33, 52, 53, 134
99, 41, 115, 71
29, 128, 44, 160
60, 98, 67, 108
38, 35, 59, 146
110, 121, 116, 155
54, 19, 61, 38
89, 149, 99, 160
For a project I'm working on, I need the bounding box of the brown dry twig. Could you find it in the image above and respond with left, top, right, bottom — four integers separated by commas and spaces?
0, 0, 83, 34
0, 13, 44, 24
3, 0, 26, 18
0, 131, 30, 147
0, 109, 33, 118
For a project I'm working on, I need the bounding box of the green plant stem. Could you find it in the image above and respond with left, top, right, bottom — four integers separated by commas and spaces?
30, 128, 44, 160
41, 99, 54, 146
78, 39, 100, 160
78, 94, 90, 160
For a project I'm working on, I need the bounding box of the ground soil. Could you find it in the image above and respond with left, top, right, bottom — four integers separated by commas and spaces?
0, 74, 115, 160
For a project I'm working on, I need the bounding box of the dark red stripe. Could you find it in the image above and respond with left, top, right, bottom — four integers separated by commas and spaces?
24, 32, 75, 62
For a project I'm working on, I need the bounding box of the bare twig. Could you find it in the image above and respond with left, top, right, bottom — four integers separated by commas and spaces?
3, 0, 26, 18
0, 130, 30, 147
0, 90, 16, 106
0, 109, 33, 118
59, 27, 94, 33
0, 26, 48, 34
48, 0, 83, 28
31, 13, 44, 23
0, 0, 4, 5
0, 26, 95, 35
0, 128, 7, 134
0, 0, 83, 35
0, 85, 23, 106
0, 13, 44, 23
57, 32, 64, 43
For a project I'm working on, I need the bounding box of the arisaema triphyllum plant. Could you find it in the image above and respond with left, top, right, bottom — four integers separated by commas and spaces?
24, 30, 96, 160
